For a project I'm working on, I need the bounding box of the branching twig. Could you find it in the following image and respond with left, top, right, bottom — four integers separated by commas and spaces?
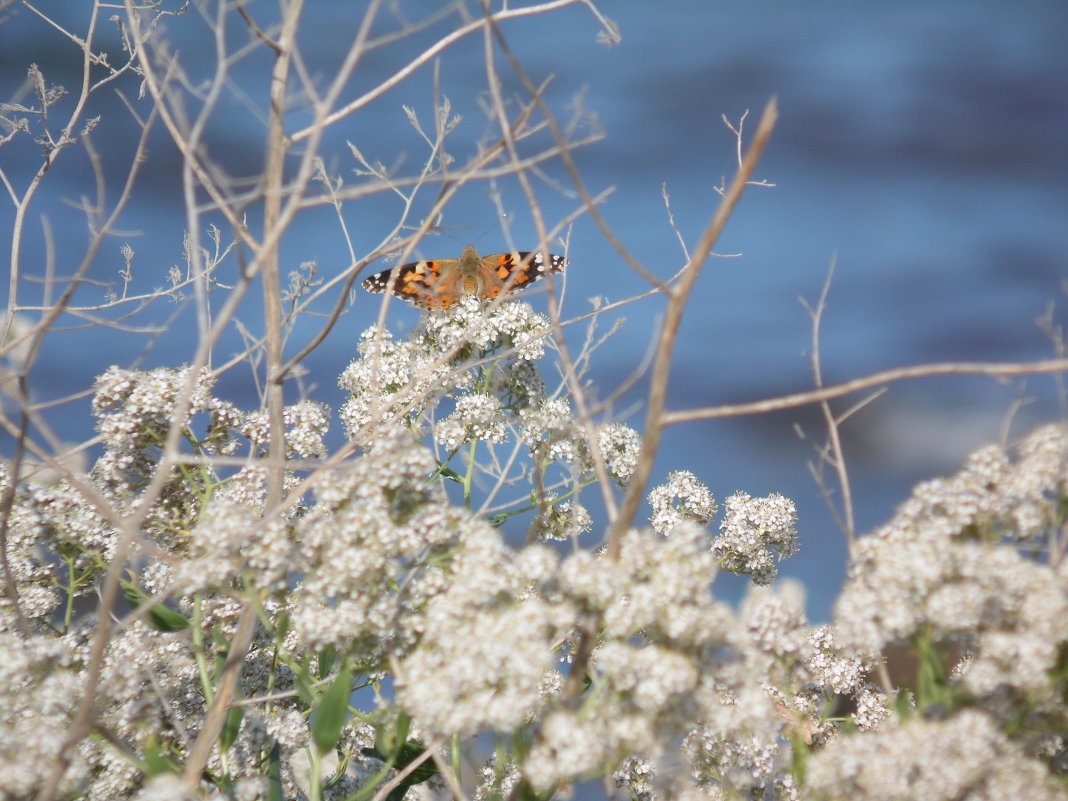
800, 260, 858, 549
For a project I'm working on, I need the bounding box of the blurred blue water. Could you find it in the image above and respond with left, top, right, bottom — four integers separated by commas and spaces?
2, 1, 1066, 619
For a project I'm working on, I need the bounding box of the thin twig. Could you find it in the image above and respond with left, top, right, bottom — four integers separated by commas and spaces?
607, 98, 779, 555
661, 358, 1068, 425
801, 259, 857, 549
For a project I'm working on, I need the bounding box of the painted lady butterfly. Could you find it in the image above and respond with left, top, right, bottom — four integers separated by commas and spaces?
362, 245, 568, 310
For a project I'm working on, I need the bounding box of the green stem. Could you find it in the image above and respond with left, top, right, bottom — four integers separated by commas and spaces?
308, 745, 323, 801
463, 439, 477, 510
60, 553, 77, 631
191, 596, 214, 705
489, 476, 597, 526
450, 734, 462, 790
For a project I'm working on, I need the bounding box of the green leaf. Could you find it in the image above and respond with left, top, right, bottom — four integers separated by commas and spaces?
437, 464, 464, 482
274, 609, 291, 641
362, 715, 440, 799
393, 741, 439, 787
266, 742, 284, 801
373, 712, 409, 757
317, 647, 337, 680
140, 738, 181, 776
293, 659, 317, 706
121, 579, 190, 632
209, 628, 233, 677
312, 664, 352, 754
210, 628, 231, 652
323, 753, 351, 790
219, 704, 244, 752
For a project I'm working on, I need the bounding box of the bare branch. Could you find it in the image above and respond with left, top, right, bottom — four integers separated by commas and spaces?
607, 98, 779, 554
662, 358, 1068, 425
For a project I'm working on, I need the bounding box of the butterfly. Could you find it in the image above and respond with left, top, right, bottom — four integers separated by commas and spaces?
362, 245, 568, 310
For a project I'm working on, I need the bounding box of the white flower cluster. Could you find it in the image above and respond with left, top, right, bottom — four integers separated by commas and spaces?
740, 581, 811, 663
516, 402, 644, 488
434, 393, 507, 450
612, 755, 656, 801
1, 366, 331, 633
834, 428, 1068, 689
5, 470, 115, 595
735, 583, 889, 758
535, 499, 593, 541
0, 634, 87, 797
14, 284, 1068, 801
491, 358, 546, 410
648, 470, 718, 535
205, 398, 329, 459
474, 756, 522, 801
90, 366, 328, 534
522, 524, 799, 795
599, 421, 643, 486
339, 327, 470, 439
560, 523, 724, 643
986, 423, 1068, 538
807, 709, 1063, 800
397, 532, 569, 736
808, 425, 1068, 793
171, 502, 292, 596
289, 426, 462, 656
418, 295, 554, 361
282, 399, 331, 458
805, 624, 868, 696
713, 491, 798, 585
519, 398, 587, 464
92, 364, 215, 491
836, 516, 1068, 739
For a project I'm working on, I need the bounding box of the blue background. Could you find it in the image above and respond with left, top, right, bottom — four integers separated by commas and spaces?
2, 1, 1066, 619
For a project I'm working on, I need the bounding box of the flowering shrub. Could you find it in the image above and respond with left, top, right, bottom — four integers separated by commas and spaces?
3, 3, 1066, 800
2, 294, 1067, 801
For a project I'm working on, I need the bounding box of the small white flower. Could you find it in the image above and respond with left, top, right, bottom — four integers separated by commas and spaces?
339, 327, 469, 439
599, 422, 642, 486
434, 393, 507, 450
648, 470, 717, 535
519, 398, 587, 464
536, 499, 593, 541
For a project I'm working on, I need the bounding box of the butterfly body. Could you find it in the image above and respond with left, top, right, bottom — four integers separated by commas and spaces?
363, 245, 567, 309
